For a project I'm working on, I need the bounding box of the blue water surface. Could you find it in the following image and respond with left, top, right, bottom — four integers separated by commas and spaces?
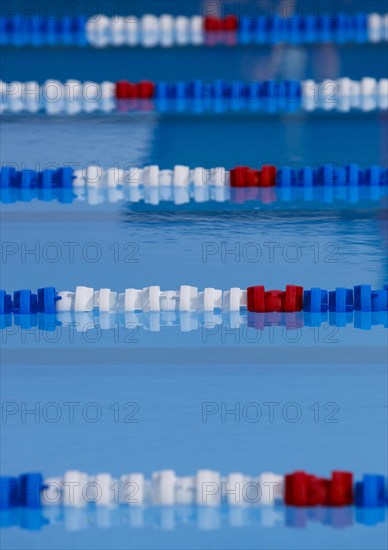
1, 2, 388, 549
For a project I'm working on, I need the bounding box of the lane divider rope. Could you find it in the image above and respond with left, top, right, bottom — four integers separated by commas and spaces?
1, 78, 387, 114
1, 164, 387, 189
1, 13, 387, 47
1, 471, 386, 508
1, 285, 387, 314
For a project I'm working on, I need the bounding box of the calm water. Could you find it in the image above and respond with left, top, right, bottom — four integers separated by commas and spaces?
1, 1, 388, 549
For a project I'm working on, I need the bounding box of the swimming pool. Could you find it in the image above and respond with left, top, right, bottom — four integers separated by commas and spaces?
1, 1, 387, 549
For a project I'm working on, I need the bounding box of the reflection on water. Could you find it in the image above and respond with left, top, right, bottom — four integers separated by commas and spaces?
1, 311, 387, 334
0, 505, 386, 532
2, 113, 386, 171
1, 203, 386, 293
3, 30, 388, 84
2, 95, 387, 116
2, 185, 387, 207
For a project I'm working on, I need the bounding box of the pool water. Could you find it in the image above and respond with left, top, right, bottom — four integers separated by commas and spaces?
1, 2, 388, 549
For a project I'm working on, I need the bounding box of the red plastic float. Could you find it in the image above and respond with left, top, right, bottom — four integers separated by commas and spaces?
261, 165, 277, 187
204, 16, 238, 31
115, 80, 138, 99
204, 16, 223, 31
247, 285, 303, 312
230, 165, 277, 187
285, 471, 354, 506
222, 15, 238, 31
137, 80, 155, 99
115, 80, 130, 99
115, 80, 155, 99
